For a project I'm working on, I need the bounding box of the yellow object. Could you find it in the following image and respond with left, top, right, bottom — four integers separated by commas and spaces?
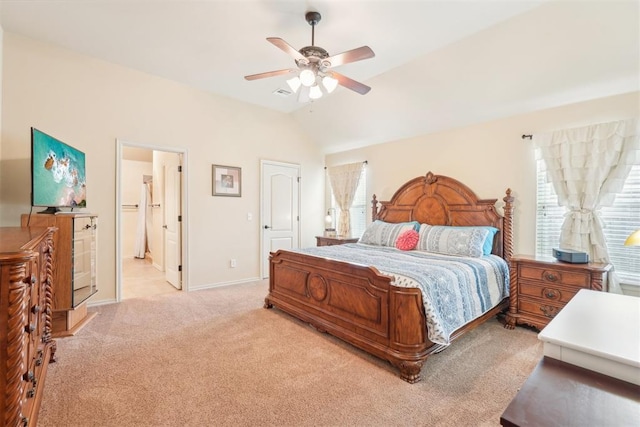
624, 229, 640, 246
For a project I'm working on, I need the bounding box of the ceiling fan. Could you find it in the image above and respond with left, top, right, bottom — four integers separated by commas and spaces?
244, 11, 375, 102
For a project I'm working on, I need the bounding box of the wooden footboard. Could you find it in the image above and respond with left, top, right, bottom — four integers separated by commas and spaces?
266, 249, 439, 383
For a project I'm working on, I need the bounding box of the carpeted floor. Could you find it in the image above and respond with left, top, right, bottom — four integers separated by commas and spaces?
38, 280, 543, 426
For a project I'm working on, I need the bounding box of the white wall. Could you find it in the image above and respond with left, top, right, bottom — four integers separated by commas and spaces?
326, 92, 640, 257
0, 33, 325, 304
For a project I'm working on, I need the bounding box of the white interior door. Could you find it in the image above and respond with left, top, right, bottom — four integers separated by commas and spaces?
261, 161, 300, 278
164, 163, 182, 289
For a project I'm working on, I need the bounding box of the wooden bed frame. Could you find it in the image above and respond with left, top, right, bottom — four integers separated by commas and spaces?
264, 172, 514, 383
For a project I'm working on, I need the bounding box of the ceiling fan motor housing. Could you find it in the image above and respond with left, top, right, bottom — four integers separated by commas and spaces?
305, 11, 321, 26
297, 46, 331, 70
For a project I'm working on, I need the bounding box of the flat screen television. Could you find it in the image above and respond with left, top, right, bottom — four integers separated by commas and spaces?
31, 127, 86, 214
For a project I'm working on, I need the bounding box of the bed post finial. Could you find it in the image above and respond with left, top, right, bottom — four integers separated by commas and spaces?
502, 188, 514, 263
371, 194, 378, 221
425, 171, 437, 185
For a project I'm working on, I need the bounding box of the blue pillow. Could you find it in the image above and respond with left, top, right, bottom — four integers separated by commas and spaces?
482, 227, 499, 255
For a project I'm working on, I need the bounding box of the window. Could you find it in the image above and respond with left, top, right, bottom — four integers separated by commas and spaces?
330, 166, 367, 238
536, 162, 640, 284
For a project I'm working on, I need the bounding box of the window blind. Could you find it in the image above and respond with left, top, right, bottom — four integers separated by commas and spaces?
536, 162, 640, 284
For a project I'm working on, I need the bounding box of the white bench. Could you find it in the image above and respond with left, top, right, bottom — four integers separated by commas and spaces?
537, 288, 640, 385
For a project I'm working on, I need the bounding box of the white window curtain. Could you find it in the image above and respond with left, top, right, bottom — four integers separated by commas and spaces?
534, 119, 640, 294
327, 162, 365, 237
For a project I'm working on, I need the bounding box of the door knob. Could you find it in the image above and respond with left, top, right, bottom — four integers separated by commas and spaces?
264, 225, 271, 229
163, 225, 168, 229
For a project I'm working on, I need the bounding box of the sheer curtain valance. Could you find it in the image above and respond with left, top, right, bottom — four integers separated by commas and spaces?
327, 162, 365, 237
534, 118, 640, 293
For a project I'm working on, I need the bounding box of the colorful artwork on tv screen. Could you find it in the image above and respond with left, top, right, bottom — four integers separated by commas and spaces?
32, 128, 86, 208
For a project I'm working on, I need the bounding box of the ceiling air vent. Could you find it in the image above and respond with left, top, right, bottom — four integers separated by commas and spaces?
272, 88, 292, 97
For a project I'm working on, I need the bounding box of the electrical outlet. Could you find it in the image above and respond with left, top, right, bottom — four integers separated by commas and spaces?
230, 259, 237, 268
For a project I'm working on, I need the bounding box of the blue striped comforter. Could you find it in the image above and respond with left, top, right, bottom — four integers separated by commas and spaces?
295, 243, 509, 346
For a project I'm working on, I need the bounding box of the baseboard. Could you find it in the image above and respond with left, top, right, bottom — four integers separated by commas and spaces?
190, 277, 264, 291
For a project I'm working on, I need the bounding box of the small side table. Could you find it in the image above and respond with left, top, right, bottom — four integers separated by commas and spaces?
505, 255, 612, 330
315, 236, 359, 247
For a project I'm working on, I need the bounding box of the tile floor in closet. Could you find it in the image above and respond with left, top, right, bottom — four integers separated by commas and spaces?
122, 257, 178, 299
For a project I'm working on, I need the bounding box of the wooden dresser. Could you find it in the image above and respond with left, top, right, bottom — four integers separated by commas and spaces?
0, 227, 57, 427
21, 213, 98, 337
505, 255, 612, 330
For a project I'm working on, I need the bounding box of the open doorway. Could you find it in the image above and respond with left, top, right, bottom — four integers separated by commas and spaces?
116, 140, 188, 301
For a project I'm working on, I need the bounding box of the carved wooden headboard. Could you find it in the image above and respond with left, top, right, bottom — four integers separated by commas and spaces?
371, 172, 514, 260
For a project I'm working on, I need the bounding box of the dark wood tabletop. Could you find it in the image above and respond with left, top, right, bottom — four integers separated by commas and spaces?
501, 356, 640, 427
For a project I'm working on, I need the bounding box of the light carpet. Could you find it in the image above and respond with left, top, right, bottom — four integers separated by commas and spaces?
38, 280, 542, 426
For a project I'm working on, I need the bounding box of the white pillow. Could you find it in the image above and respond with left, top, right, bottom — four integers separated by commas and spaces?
359, 220, 420, 247
417, 224, 496, 257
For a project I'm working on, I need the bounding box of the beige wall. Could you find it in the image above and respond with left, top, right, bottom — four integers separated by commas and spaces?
326, 92, 640, 256
0, 33, 325, 304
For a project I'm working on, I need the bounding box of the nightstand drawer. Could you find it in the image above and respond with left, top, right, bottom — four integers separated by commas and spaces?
518, 297, 563, 322
518, 282, 580, 304
519, 265, 590, 287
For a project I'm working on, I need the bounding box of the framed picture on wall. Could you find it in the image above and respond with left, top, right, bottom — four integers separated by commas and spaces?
212, 164, 241, 197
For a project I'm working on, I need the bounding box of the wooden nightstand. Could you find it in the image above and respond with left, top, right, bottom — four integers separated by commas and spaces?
315, 236, 359, 246
505, 255, 612, 331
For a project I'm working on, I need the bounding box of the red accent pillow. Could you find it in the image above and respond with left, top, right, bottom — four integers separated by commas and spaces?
395, 229, 419, 251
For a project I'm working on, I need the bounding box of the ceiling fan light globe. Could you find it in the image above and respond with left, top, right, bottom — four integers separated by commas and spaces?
309, 84, 323, 99
286, 77, 301, 93
322, 75, 338, 93
299, 69, 316, 87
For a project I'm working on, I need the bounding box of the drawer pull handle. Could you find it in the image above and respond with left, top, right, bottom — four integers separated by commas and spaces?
23, 371, 35, 382
543, 288, 561, 300
23, 275, 37, 285
540, 305, 560, 318
544, 272, 558, 282
25, 324, 35, 333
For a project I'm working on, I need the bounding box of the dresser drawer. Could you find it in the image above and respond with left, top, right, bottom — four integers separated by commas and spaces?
518, 281, 580, 304
518, 297, 563, 322
519, 265, 590, 288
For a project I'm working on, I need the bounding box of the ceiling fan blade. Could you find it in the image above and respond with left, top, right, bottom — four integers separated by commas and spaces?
325, 46, 375, 67
267, 37, 306, 62
331, 72, 371, 95
244, 69, 295, 81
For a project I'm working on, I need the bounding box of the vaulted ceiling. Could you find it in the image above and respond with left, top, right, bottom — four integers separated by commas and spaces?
1, 1, 638, 153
